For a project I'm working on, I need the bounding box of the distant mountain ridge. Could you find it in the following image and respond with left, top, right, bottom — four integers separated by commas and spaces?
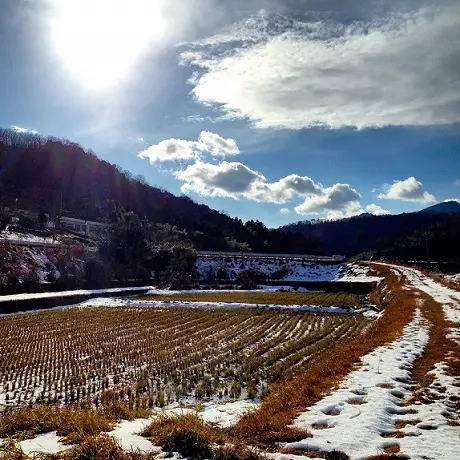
418, 201, 460, 214
280, 202, 460, 261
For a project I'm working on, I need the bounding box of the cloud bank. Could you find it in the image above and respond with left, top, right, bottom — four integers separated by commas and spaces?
175, 160, 371, 218
180, 5, 460, 129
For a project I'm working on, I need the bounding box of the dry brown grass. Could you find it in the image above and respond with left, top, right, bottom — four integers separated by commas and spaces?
383, 444, 401, 454
347, 398, 367, 405
231, 266, 417, 445
410, 293, 450, 394
365, 455, 409, 460
0, 405, 114, 443
34, 434, 158, 459
137, 291, 367, 307
141, 413, 263, 459
394, 419, 421, 429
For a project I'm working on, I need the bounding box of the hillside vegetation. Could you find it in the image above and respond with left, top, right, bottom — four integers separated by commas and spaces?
282, 207, 460, 261
0, 128, 321, 255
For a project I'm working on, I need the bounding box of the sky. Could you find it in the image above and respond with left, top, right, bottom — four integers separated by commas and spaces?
0, 0, 459, 228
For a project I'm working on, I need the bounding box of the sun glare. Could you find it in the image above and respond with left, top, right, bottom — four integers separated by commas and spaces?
51, 0, 164, 90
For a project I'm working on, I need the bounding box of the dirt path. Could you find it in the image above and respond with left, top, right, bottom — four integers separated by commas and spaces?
277, 264, 460, 459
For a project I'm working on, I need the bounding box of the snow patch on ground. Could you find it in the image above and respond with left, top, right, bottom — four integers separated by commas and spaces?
77, 297, 379, 317
1, 231, 55, 245
281, 309, 430, 459
18, 432, 72, 456
196, 259, 381, 283
107, 418, 159, 452
0, 285, 153, 303
378, 263, 460, 337
201, 399, 258, 427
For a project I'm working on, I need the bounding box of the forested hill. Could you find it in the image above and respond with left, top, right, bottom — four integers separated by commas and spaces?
281, 203, 460, 261
0, 128, 322, 254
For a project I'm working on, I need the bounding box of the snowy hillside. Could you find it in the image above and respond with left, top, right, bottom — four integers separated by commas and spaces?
196, 257, 380, 283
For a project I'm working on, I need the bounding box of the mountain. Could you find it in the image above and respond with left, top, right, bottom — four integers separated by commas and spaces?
281, 205, 460, 261
419, 201, 460, 215
0, 128, 322, 254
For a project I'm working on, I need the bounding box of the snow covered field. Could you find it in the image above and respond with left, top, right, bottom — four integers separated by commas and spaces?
1, 264, 458, 459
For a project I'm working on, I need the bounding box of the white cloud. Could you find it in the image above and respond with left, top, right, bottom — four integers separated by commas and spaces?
248, 174, 323, 203
138, 131, 239, 162
176, 161, 265, 198
138, 138, 200, 163
295, 183, 361, 215
444, 198, 460, 203
455, 179, 460, 186
180, 6, 460, 129
175, 159, 394, 218
366, 203, 390, 216
378, 177, 436, 202
198, 131, 239, 156
176, 161, 328, 204
10, 125, 38, 134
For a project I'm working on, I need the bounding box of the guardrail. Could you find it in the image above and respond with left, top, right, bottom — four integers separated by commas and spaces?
196, 251, 345, 262
0, 238, 97, 251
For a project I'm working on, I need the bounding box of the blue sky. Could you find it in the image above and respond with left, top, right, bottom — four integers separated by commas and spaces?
1, 0, 459, 227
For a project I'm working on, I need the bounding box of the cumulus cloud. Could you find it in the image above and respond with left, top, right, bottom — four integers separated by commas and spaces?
378, 177, 436, 202
175, 159, 392, 218
295, 184, 361, 215
176, 161, 326, 203
138, 131, 239, 162
444, 198, 460, 203
176, 161, 264, 197
366, 203, 390, 216
138, 138, 200, 163
198, 131, 239, 156
179, 6, 460, 129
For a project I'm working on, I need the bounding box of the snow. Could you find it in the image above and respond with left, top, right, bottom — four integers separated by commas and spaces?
18, 432, 72, 456
77, 297, 379, 317
1, 231, 55, 245
107, 419, 159, 452
196, 259, 382, 283
282, 309, 431, 459
376, 263, 460, 335
0, 285, 153, 303
201, 400, 258, 427
145, 286, 322, 295
274, 264, 460, 460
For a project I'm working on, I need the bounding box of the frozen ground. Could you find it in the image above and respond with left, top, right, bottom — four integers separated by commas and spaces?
273, 264, 460, 459
380, 263, 460, 339
0, 230, 55, 245
2, 264, 457, 459
77, 296, 379, 317
0, 400, 258, 457
196, 258, 381, 283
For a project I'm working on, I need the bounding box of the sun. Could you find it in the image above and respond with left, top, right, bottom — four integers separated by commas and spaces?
51, 0, 164, 90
